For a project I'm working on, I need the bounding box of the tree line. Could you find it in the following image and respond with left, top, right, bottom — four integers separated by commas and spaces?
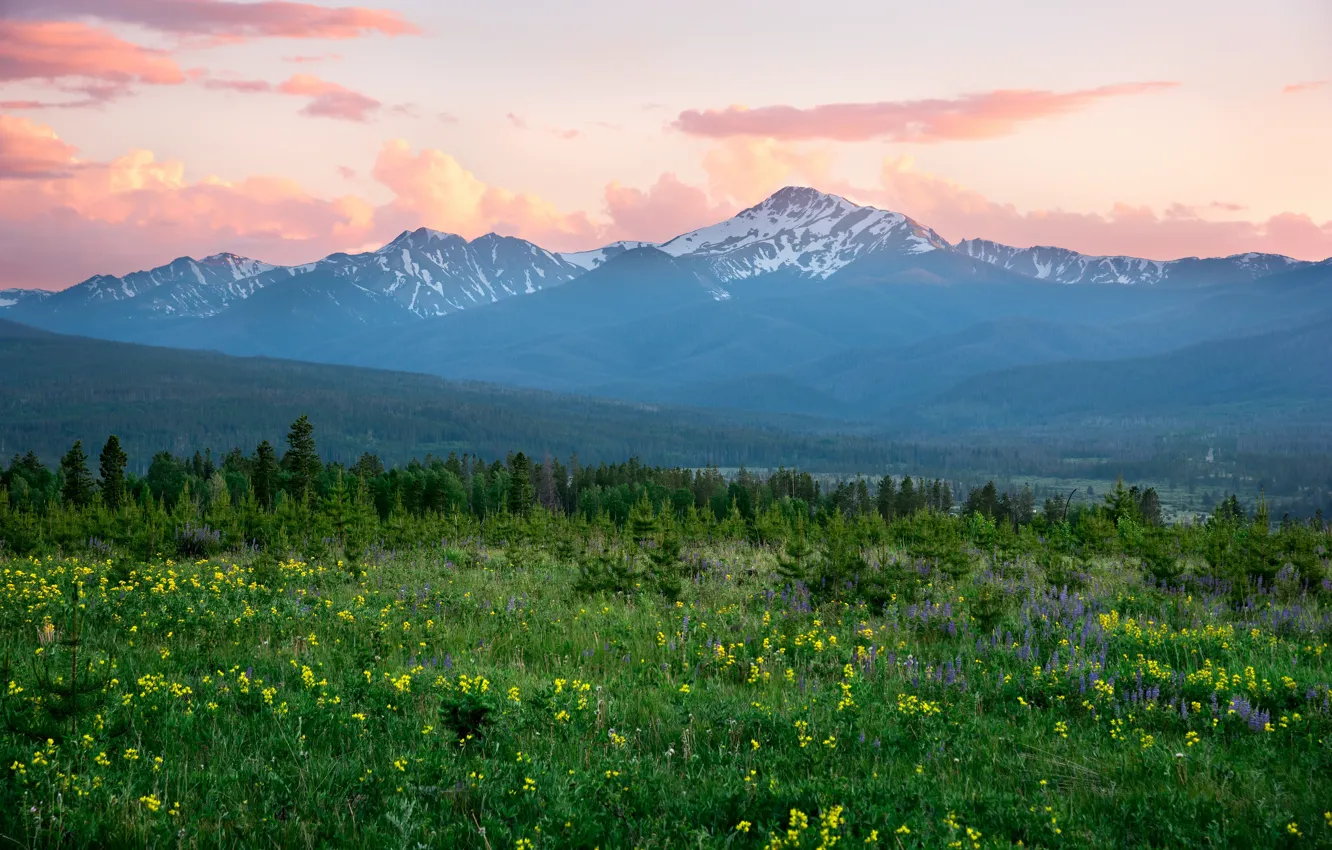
2, 417, 1328, 603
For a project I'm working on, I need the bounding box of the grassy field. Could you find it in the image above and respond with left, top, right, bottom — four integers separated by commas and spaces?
2, 539, 1330, 848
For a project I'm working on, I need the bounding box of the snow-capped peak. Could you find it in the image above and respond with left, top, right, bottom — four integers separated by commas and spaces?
957, 238, 1311, 286
658, 186, 949, 281
30, 252, 285, 318
324, 228, 586, 318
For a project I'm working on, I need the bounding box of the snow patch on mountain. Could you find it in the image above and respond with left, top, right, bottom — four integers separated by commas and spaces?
559, 241, 659, 271
0, 289, 52, 310
28, 253, 282, 319
957, 239, 1311, 286
660, 186, 950, 281
311, 228, 586, 318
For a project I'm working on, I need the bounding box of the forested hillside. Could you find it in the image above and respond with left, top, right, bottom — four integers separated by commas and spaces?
0, 320, 872, 471
5, 320, 1332, 518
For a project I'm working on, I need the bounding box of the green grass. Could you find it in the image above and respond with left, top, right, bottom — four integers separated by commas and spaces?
2, 539, 1330, 848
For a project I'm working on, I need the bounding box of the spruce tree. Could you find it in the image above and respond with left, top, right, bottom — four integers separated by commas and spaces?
507, 452, 534, 515
352, 452, 384, 481
1138, 487, 1163, 526
98, 435, 128, 510
876, 475, 896, 521
60, 441, 95, 509
896, 476, 917, 518
282, 415, 320, 503
776, 515, 812, 584
253, 440, 279, 510
627, 492, 657, 544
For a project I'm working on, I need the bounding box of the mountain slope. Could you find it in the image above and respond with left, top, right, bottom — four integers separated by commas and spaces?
13, 252, 284, 336
661, 186, 950, 284
559, 240, 658, 270
0, 318, 895, 470
920, 316, 1332, 428
0, 288, 52, 310
337, 228, 585, 317
957, 238, 1309, 287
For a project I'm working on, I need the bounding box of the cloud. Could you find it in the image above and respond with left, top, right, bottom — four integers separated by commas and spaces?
197, 73, 382, 121
4, 114, 1327, 294
675, 82, 1178, 142
602, 174, 736, 243
0, 20, 186, 102
284, 54, 342, 63
370, 139, 601, 250
847, 156, 1332, 261
276, 74, 379, 121
701, 138, 832, 205
4, 0, 419, 42
202, 77, 272, 94
0, 114, 379, 288
0, 114, 81, 178
1283, 80, 1328, 95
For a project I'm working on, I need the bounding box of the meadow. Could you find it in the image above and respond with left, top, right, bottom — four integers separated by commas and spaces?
3, 508, 1330, 848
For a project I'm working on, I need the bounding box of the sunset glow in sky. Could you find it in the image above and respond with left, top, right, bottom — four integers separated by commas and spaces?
1, 0, 1329, 289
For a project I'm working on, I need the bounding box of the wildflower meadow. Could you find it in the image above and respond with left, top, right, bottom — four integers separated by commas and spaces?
3, 504, 1331, 848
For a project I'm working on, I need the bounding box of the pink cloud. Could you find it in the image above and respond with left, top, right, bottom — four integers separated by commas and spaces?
0, 114, 379, 288
6, 0, 419, 42
602, 174, 737, 243
370, 139, 601, 251
3, 114, 1327, 294
675, 82, 1178, 142
0, 114, 81, 178
700, 138, 832, 205
1283, 80, 1328, 95
0, 21, 186, 99
203, 77, 272, 93
284, 54, 342, 63
839, 156, 1332, 261
276, 74, 379, 121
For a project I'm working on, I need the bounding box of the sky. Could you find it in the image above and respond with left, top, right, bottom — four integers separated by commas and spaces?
0, 0, 1330, 290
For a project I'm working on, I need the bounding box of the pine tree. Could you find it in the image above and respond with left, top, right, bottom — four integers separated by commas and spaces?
538, 454, 560, 513
1138, 487, 1163, 526
627, 492, 657, 544
351, 452, 384, 481
282, 415, 320, 503
444, 451, 464, 479
324, 469, 352, 547
896, 476, 917, 518
1015, 485, 1036, 526
60, 441, 95, 509
1105, 476, 1140, 524
507, 452, 534, 515
98, 435, 128, 510
253, 440, 279, 510
854, 478, 872, 516
776, 515, 812, 584
965, 481, 1000, 519
876, 475, 896, 521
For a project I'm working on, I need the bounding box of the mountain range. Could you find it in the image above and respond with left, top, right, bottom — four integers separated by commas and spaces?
4, 186, 1330, 434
